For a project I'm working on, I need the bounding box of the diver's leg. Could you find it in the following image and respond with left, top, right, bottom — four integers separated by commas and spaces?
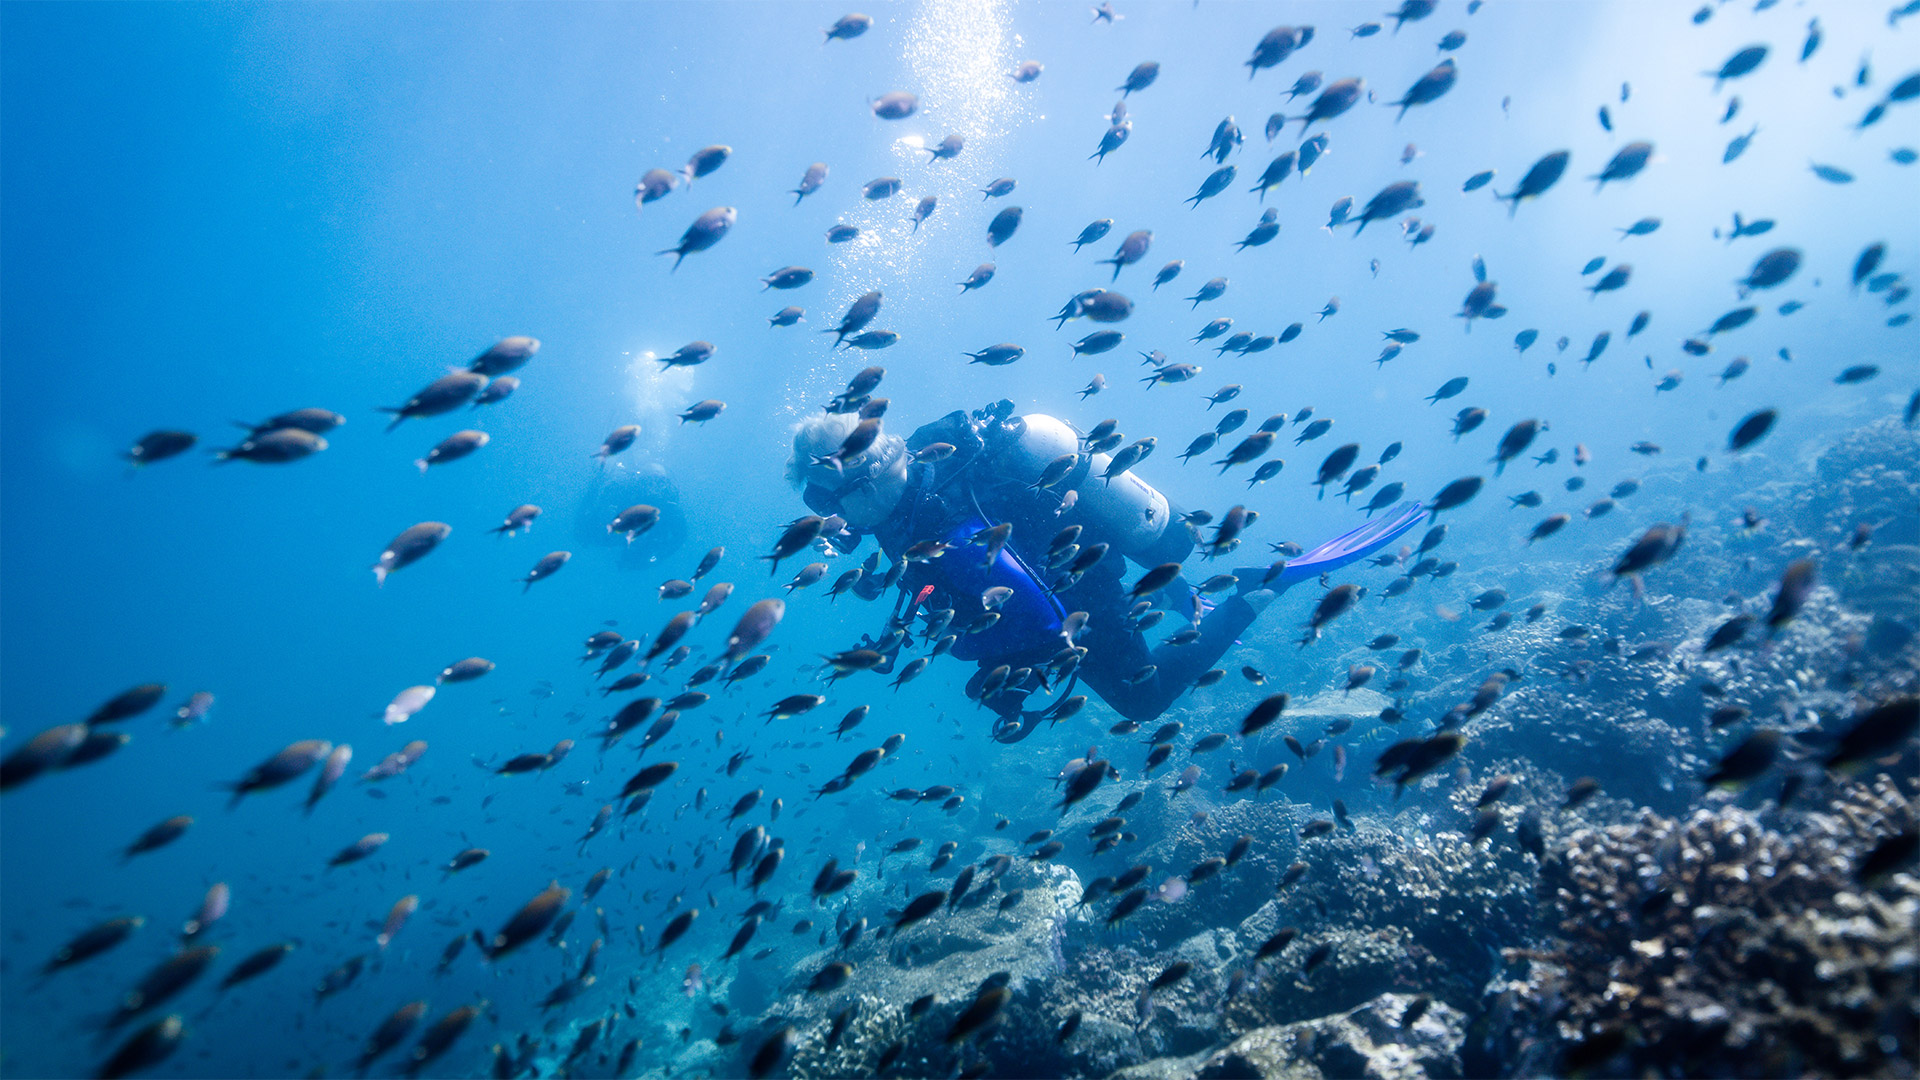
1053, 506, 1421, 726
1064, 578, 1162, 724
1150, 591, 1272, 684
1076, 590, 1277, 723
1072, 645, 1163, 725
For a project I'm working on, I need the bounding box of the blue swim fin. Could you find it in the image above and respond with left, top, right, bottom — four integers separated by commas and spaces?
1239, 501, 1428, 591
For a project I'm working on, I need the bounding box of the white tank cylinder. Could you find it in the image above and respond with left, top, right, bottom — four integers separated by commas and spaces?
998, 414, 1186, 563
991, 413, 1078, 484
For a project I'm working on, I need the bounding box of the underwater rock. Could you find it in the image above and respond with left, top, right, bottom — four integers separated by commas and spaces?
775, 862, 1079, 1078
1109, 992, 1465, 1080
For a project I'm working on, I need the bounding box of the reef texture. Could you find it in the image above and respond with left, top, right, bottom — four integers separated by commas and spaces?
777, 862, 1080, 1080
1492, 774, 1918, 1078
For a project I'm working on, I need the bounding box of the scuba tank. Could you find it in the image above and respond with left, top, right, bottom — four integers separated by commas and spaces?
982, 412, 1194, 567
887, 404, 1195, 658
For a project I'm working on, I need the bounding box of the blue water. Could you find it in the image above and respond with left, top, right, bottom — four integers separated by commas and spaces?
2, 1, 1914, 1077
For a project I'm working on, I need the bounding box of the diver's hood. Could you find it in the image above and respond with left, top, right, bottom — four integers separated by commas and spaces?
801, 431, 907, 521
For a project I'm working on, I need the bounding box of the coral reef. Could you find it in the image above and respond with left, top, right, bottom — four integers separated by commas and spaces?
939, 794, 1536, 1078
1500, 775, 1918, 1077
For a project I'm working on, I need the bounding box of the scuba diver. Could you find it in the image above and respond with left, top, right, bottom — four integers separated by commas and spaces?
575, 460, 689, 570
786, 399, 1427, 740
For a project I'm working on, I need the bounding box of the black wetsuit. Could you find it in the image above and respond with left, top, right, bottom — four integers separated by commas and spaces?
809, 409, 1261, 728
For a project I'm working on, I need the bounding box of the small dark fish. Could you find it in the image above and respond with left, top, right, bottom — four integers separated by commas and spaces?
1707, 45, 1767, 88
1858, 831, 1919, 885
979, 177, 1016, 200
748, 1027, 796, 1080
1301, 942, 1332, 976
98, 1015, 185, 1079
945, 987, 1011, 1044
218, 739, 333, 807
1853, 243, 1887, 291
824, 13, 871, 41
1762, 559, 1816, 633
1739, 248, 1801, 294
1721, 125, 1761, 167
895, 891, 947, 930
790, 162, 828, 204
1389, 60, 1456, 120
1587, 265, 1630, 298
1072, 331, 1124, 358
42, 915, 145, 977
377, 371, 488, 430
657, 206, 736, 271
1590, 141, 1652, 188
1070, 219, 1113, 252
1296, 78, 1365, 134
214, 427, 328, 464
1564, 777, 1602, 807
595, 422, 645, 455
761, 266, 814, 292
1497, 150, 1570, 216
987, 206, 1023, 247
414, 429, 489, 474
1824, 699, 1917, 771
1348, 180, 1423, 234
1703, 729, 1781, 788
126, 430, 198, 466
1090, 122, 1132, 164
1186, 166, 1238, 208
1710, 706, 1750, 729
1149, 961, 1195, 993
110, 946, 219, 1027
1429, 476, 1484, 515
957, 264, 997, 294
1117, 61, 1160, 96
1236, 209, 1281, 250
1728, 409, 1776, 452
1057, 1011, 1084, 1043
1452, 407, 1488, 440
635, 167, 677, 208
870, 92, 917, 120
808, 962, 854, 993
